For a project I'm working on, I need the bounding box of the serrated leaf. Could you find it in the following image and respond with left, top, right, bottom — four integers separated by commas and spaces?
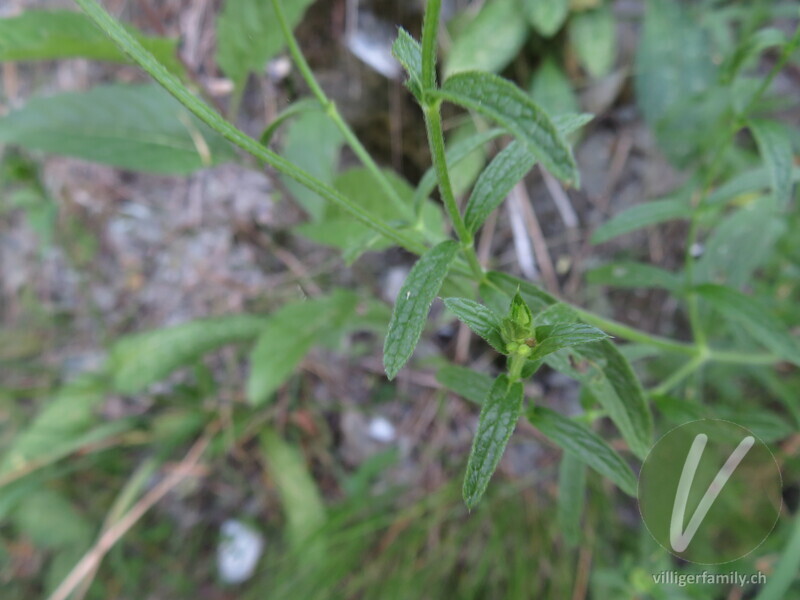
413, 128, 504, 209
433, 72, 579, 185
529, 323, 609, 361
587, 261, 683, 293
464, 114, 589, 234
436, 365, 494, 405
463, 375, 523, 508
569, 5, 616, 78
749, 119, 794, 210
557, 453, 587, 547
383, 241, 460, 379
444, 298, 505, 353
259, 97, 321, 146
635, 0, 716, 127
216, 0, 316, 86
524, 0, 569, 37
247, 291, 357, 405
0, 10, 184, 76
591, 197, 691, 244
528, 406, 637, 496
0, 84, 235, 174
392, 28, 423, 99
444, 0, 528, 76
110, 314, 267, 394
537, 304, 652, 459
695, 284, 800, 366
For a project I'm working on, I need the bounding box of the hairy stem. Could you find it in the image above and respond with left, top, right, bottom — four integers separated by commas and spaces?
73, 0, 425, 255
269, 0, 411, 219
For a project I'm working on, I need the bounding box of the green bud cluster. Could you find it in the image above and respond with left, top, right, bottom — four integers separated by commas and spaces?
500, 292, 535, 356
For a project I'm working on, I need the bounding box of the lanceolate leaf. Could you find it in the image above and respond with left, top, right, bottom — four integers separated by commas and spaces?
749, 119, 794, 210
216, 0, 316, 86
557, 453, 587, 547
0, 84, 235, 174
536, 304, 653, 459
444, 0, 528, 76
569, 5, 616, 78
413, 128, 505, 209
110, 315, 266, 394
464, 113, 591, 233
695, 284, 800, 366
523, 0, 569, 37
528, 407, 638, 496
248, 291, 358, 405
432, 72, 579, 185
392, 28, 423, 99
443, 298, 505, 352
383, 241, 459, 379
591, 197, 691, 244
463, 375, 524, 508
587, 261, 683, 293
0, 10, 184, 76
529, 324, 609, 361
436, 365, 494, 405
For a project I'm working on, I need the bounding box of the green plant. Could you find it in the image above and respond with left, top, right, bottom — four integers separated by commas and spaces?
1, 0, 799, 598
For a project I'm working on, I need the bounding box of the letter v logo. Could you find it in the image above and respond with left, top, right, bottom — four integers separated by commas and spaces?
669, 433, 755, 552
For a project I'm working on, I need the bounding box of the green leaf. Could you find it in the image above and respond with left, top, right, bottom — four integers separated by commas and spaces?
721, 28, 786, 83
569, 5, 616, 78
383, 241, 460, 379
557, 453, 586, 547
695, 284, 800, 366
463, 375, 524, 508
706, 165, 800, 206
433, 72, 580, 185
0, 84, 235, 174
110, 314, 267, 394
749, 119, 794, 210
464, 115, 591, 234
587, 261, 683, 293
12, 488, 93, 550
484, 271, 559, 312
247, 291, 358, 405
694, 196, 785, 288
280, 110, 345, 220
529, 57, 580, 116
524, 0, 569, 37
0, 10, 184, 76
0, 373, 112, 479
261, 430, 326, 563
392, 28, 424, 99
447, 121, 489, 198
413, 128, 505, 210
528, 406, 637, 496
444, 0, 528, 76
537, 305, 652, 459
529, 323, 609, 361
635, 0, 716, 127
591, 197, 691, 244
259, 97, 321, 146
436, 365, 494, 405
443, 298, 505, 353
216, 0, 316, 86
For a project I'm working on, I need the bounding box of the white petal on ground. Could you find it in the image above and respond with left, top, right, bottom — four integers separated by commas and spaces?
217, 519, 264, 584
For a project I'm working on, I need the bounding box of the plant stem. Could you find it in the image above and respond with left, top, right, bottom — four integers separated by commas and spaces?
707, 349, 780, 365
649, 353, 706, 396
421, 0, 441, 92
571, 308, 697, 356
73, 0, 426, 256
269, 0, 411, 219
423, 103, 484, 279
